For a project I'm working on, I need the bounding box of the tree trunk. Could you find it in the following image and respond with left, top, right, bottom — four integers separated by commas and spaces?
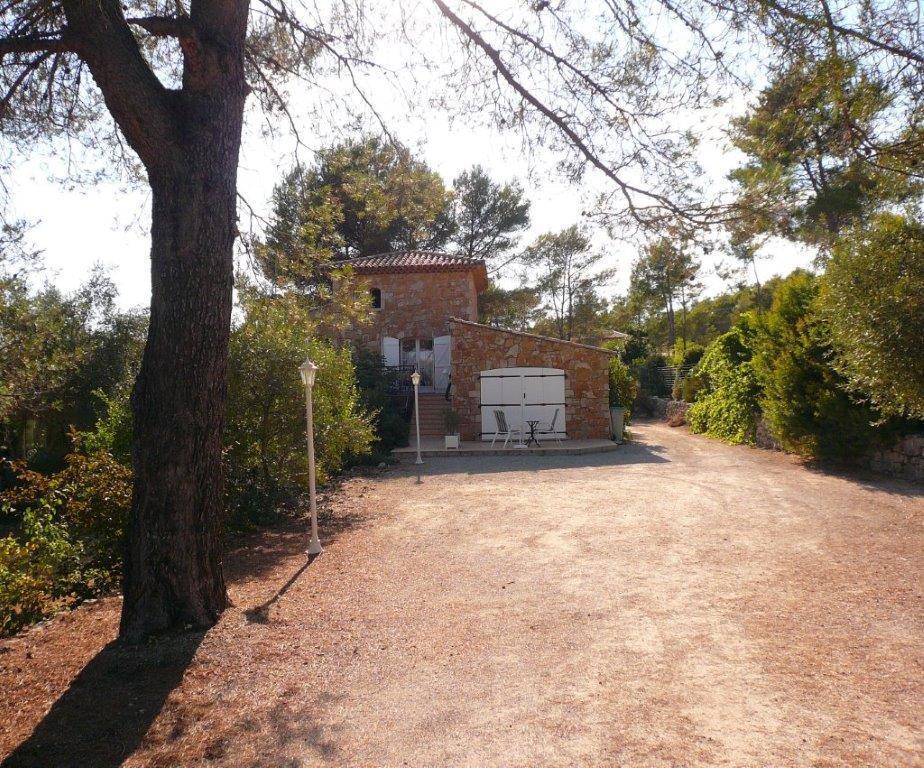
665, 296, 676, 348
120, 79, 245, 642
752, 259, 763, 314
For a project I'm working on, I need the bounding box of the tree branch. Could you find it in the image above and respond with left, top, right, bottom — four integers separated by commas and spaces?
59, 0, 184, 171
750, 0, 924, 65
126, 15, 196, 40
432, 0, 718, 225
0, 51, 51, 115
0, 31, 72, 55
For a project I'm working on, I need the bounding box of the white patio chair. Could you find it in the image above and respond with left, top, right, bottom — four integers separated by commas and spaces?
537, 408, 563, 445
491, 409, 522, 448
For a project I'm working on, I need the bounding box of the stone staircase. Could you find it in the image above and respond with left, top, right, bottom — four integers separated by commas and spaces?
414, 393, 450, 436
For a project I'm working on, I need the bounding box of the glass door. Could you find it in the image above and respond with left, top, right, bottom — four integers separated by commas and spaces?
400, 338, 435, 390
417, 339, 434, 389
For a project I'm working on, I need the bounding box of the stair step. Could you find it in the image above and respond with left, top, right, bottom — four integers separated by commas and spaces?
414, 395, 450, 437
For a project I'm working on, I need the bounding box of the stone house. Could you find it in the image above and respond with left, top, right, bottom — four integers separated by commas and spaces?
347, 251, 616, 441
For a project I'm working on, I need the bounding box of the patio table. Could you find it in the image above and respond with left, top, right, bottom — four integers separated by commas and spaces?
525, 419, 541, 447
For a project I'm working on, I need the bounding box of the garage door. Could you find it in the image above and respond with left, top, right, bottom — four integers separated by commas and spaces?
479, 367, 566, 441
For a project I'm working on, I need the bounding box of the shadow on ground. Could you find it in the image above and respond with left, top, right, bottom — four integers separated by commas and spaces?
244, 551, 320, 624
2, 485, 373, 767
801, 459, 924, 498
1, 632, 204, 768
224, 481, 374, 584
393, 434, 671, 477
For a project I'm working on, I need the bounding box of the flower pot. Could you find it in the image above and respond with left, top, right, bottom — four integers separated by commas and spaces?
609, 407, 626, 443
444, 434, 460, 450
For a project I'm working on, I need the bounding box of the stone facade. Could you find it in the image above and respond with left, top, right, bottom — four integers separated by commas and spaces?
353, 271, 479, 351
449, 319, 613, 440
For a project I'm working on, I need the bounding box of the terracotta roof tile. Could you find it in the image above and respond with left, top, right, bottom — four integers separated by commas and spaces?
344, 251, 488, 290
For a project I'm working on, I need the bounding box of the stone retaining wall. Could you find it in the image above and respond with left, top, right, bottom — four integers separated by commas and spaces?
665, 400, 690, 424
641, 395, 922, 484
863, 434, 924, 484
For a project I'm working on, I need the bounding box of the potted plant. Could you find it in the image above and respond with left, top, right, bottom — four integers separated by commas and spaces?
608, 358, 637, 443
443, 409, 461, 449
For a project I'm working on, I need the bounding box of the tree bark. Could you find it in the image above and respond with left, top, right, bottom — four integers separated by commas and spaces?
121, 166, 236, 641
118, 8, 248, 641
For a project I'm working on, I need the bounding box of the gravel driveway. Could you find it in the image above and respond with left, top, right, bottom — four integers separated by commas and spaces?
2, 422, 921, 767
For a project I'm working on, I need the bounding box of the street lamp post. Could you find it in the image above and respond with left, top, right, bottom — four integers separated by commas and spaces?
299, 358, 323, 556
410, 369, 423, 465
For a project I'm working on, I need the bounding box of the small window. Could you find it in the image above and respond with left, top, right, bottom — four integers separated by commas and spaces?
370, 287, 382, 310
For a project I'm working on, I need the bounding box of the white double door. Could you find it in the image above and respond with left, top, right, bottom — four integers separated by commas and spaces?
479, 367, 566, 441
382, 335, 451, 392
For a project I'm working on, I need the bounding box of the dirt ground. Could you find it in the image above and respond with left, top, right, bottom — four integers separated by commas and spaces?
1, 422, 922, 767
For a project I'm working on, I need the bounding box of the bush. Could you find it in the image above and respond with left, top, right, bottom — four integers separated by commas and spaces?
670, 340, 704, 368
753, 271, 879, 459
821, 214, 924, 419
608, 357, 637, 423
225, 290, 375, 529
78, 386, 133, 466
352, 348, 410, 453
688, 321, 761, 444
0, 535, 55, 636
0, 450, 131, 636
672, 374, 704, 403
618, 326, 652, 364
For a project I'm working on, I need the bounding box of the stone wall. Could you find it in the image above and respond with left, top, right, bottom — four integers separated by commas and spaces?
754, 419, 782, 451
665, 400, 690, 425
863, 434, 924, 484
449, 319, 613, 440
352, 271, 479, 351
634, 394, 669, 419
635, 396, 689, 424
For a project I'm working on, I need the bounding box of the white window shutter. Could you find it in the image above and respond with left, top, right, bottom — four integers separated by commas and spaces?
382, 336, 400, 368
434, 335, 451, 391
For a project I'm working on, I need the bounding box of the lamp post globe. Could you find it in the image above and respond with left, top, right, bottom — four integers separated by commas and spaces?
299, 358, 323, 556
299, 359, 318, 388
410, 370, 423, 465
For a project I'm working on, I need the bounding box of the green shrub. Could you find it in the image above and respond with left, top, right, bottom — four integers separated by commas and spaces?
618, 326, 652, 365
688, 320, 761, 443
670, 340, 705, 368
753, 271, 879, 459
225, 290, 375, 529
352, 348, 410, 452
0, 535, 57, 636
0, 451, 130, 636
674, 374, 704, 403
2, 451, 131, 571
671, 376, 682, 401
821, 214, 924, 419
608, 357, 637, 423
78, 386, 133, 466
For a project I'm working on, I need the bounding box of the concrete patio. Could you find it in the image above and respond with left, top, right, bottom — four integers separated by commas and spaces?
392, 436, 622, 458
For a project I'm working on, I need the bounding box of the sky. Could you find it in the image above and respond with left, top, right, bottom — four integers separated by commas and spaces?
3, 6, 816, 312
